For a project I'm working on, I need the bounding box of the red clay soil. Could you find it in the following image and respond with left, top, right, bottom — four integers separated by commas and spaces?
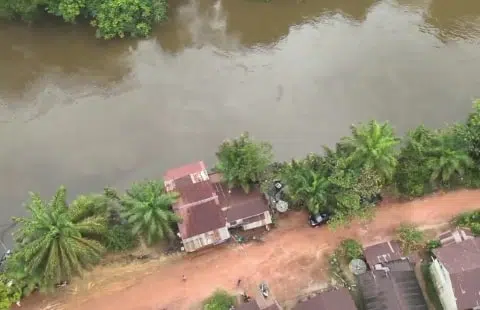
19, 190, 480, 310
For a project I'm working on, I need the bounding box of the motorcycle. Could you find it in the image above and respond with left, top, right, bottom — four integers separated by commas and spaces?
259, 282, 269, 298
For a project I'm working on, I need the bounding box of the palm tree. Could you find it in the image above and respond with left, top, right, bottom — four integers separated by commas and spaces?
282, 161, 330, 214
428, 133, 473, 184
342, 120, 400, 181
120, 180, 179, 247
12, 186, 106, 290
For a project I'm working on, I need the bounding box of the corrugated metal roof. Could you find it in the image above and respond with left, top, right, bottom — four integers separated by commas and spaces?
213, 177, 269, 222
235, 300, 261, 310
363, 241, 404, 269
294, 288, 357, 310
358, 261, 427, 310
434, 237, 480, 309
164, 161, 206, 181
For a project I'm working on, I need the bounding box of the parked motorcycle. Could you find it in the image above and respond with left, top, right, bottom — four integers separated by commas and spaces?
259, 282, 269, 298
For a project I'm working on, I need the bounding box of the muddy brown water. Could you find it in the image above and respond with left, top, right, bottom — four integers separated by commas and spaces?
0, 0, 479, 248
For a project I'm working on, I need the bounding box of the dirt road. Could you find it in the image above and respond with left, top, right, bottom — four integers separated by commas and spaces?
20, 190, 480, 310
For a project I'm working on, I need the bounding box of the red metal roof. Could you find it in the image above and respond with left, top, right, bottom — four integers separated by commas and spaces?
164, 162, 225, 240
212, 174, 269, 223
434, 237, 480, 309
164, 161, 206, 181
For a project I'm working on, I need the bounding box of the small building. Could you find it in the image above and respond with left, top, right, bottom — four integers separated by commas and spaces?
235, 300, 261, 310
164, 161, 273, 252
164, 161, 230, 252
360, 241, 427, 310
430, 235, 480, 310
363, 240, 406, 270
358, 260, 428, 310
212, 172, 272, 231
294, 288, 357, 310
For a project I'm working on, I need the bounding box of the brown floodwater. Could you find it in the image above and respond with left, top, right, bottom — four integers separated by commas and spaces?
0, 0, 479, 246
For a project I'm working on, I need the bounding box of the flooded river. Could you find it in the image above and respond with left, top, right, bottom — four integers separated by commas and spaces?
0, 0, 480, 246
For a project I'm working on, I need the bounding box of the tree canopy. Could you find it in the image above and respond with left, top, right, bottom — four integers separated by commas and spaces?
0, 0, 168, 39
120, 180, 179, 246
216, 132, 273, 193
11, 186, 106, 290
342, 120, 400, 181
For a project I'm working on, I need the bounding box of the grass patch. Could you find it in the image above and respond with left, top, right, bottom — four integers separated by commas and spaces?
421, 263, 444, 310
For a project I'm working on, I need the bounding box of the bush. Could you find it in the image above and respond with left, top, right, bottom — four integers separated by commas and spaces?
337, 239, 363, 261
203, 289, 235, 310
454, 210, 480, 236
0, 279, 20, 310
425, 239, 441, 256
396, 223, 424, 254
104, 225, 138, 252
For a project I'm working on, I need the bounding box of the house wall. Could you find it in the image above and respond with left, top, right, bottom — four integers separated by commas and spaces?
182, 227, 230, 252
430, 259, 458, 310
242, 211, 272, 231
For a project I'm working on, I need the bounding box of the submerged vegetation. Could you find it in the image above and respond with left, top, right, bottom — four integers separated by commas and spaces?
0, 0, 168, 39
1, 99, 479, 307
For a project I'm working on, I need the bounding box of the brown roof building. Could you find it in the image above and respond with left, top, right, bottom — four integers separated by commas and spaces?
432, 237, 480, 310
363, 241, 405, 269
164, 161, 230, 252
235, 300, 261, 310
294, 288, 357, 310
358, 260, 428, 310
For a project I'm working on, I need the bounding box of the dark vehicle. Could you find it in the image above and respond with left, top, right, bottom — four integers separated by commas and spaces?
309, 212, 331, 227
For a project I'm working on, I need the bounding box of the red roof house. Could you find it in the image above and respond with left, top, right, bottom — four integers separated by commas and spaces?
164, 161, 230, 252
164, 161, 273, 252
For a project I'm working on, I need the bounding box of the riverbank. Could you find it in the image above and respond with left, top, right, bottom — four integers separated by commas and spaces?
18, 189, 480, 310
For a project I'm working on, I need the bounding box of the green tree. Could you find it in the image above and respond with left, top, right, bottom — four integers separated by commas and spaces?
394, 125, 437, 198
0, 279, 20, 310
216, 132, 273, 193
396, 223, 424, 254
454, 210, 480, 236
428, 130, 473, 185
457, 99, 480, 162
203, 289, 235, 310
342, 120, 400, 182
92, 0, 168, 39
0, 0, 168, 39
12, 186, 106, 291
120, 180, 179, 247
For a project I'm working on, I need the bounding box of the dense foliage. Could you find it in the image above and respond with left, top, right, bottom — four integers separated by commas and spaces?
203, 289, 235, 310
10, 187, 106, 291
341, 120, 400, 182
216, 132, 273, 193
337, 239, 363, 261
120, 180, 179, 245
454, 210, 480, 235
396, 223, 424, 254
0, 0, 168, 39
0, 279, 20, 310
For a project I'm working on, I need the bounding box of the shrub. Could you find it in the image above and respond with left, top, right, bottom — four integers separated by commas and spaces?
396, 223, 424, 254
0, 279, 20, 310
104, 225, 138, 252
454, 210, 480, 236
425, 239, 441, 256
337, 239, 363, 261
203, 289, 235, 310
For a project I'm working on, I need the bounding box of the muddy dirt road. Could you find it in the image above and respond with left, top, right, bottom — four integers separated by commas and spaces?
21, 190, 480, 310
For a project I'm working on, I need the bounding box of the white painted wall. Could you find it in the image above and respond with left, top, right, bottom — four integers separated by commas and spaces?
182, 226, 230, 252
242, 211, 272, 230
430, 259, 458, 310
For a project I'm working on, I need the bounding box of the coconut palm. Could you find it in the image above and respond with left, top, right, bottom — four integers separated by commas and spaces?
12, 186, 106, 290
428, 133, 473, 184
282, 161, 330, 214
120, 180, 179, 246
342, 120, 400, 181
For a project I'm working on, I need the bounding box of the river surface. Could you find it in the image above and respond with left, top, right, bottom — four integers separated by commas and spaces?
0, 0, 480, 247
